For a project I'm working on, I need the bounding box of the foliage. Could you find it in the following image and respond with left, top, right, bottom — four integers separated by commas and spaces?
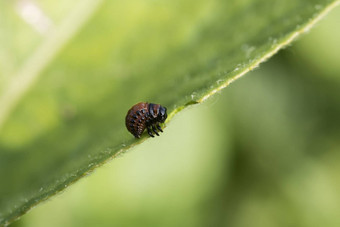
0, 0, 339, 225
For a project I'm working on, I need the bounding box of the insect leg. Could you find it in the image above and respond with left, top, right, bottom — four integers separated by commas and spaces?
156, 124, 163, 132
147, 127, 154, 137
152, 125, 159, 136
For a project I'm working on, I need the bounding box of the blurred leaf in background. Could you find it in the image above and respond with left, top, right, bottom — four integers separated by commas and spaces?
1, 0, 340, 226
12, 5, 340, 227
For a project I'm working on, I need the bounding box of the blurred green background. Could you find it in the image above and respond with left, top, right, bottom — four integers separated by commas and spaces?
10, 5, 340, 227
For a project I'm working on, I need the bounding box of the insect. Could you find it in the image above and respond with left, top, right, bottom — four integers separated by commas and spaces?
125, 102, 167, 138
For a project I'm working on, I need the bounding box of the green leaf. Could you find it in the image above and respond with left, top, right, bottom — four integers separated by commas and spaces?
0, 0, 338, 225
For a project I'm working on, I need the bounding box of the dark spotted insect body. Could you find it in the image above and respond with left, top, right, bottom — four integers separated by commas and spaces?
125, 102, 167, 138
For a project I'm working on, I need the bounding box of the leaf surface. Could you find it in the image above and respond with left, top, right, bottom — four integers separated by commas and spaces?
0, 0, 338, 225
